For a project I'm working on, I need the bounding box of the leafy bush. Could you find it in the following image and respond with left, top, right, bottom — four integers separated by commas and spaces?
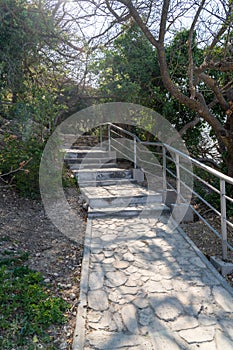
0, 254, 69, 349
0, 135, 44, 198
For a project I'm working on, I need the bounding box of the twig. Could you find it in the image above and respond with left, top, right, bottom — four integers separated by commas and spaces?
0, 158, 32, 186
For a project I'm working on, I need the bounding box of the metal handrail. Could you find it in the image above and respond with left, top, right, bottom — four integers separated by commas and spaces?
102, 122, 233, 261
142, 141, 233, 185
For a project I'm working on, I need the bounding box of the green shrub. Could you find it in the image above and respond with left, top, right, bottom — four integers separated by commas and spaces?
194, 167, 233, 217
0, 135, 44, 198
0, 254, 69, 349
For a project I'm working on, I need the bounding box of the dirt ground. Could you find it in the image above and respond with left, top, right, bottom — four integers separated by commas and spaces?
181, 214, 233, 289
0, 186, 233, 349
0, 186, 87, 350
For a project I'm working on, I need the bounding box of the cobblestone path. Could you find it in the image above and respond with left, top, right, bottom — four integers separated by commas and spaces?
73, 215, 233, 350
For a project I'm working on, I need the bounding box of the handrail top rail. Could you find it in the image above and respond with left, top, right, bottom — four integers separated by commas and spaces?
101, 122, 141, 142
102, 122, 233, 186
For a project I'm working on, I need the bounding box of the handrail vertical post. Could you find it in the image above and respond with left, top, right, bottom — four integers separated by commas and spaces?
220, 179, 228, 260
176, 153, 181, 204
108, 124, 111, 152
134, 137, 137, 169
99, 124, 103, 147
162, 146, 167, 193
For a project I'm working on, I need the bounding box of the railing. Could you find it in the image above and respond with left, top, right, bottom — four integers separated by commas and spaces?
99, 122, 233, 261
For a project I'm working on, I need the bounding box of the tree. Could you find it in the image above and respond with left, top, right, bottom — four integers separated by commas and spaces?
0, 0, 55, 102
0, 0, 91, 140
0, 0, 85, 196
73, 0, 233, 175
93, 24, 203, 149
94, 24, 159, 105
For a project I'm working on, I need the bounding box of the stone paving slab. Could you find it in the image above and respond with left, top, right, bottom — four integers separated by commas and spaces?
81, 183, 163, 209
88, 203, 168, 218
73, 215, 233, 350
82, 183, 162, 199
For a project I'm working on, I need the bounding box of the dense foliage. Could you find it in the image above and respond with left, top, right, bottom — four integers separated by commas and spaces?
0, 0, 77, 195
93, 24, 203, 152
0, 249, 68, 349
72, 0, 233, 175
0, 0, 233, 195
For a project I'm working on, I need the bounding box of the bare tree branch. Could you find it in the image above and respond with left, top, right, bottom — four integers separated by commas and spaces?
199, 72, 229, 110
159, 0, 169, 43
187, 0, 206, 99
179, 115, 200, 136
0, 158, 32, 186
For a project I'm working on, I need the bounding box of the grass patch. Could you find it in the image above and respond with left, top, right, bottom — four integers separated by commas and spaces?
0, 252, 69, 349
0, 251, 29, 267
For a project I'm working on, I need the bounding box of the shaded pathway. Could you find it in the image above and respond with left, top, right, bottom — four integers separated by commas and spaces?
73, 214, 233, 350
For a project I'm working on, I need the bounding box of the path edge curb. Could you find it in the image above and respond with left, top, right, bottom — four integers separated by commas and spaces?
173, 219, 233, 297
72, 218, 92, 350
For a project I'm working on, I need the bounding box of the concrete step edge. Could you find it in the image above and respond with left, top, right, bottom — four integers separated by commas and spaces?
88, 194, 163, 208
88, 203, 169, 218
74, 167, 129, 173
77, 179, 137, 187
70, 163, 117, 170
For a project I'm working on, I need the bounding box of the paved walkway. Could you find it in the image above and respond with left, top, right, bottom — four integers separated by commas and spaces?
73, 214, 233, 350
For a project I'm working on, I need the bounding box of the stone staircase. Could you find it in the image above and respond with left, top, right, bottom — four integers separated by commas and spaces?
64, 139, 169, 218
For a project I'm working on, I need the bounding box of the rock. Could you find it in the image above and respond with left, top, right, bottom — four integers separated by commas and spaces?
125, 277, 138, 287
96, 311, 117, 331
89, 270, 105, 290
215, 329, 233, 349
120, 286, 138, 295
82, 202, 88, 210
190, 341, 217, 350
126, 265, 138, 273
88, 311, 102, 323
87, 331, 149, 348
59, 340, 67, 350
138, 307, 154, 326
106, 271, 127, 287
118, 295, 136, 305
123, 252, 135, 262
101, 234, 117, 242
104, 250, 114, 258
170, 315, 199, 331
113, 313, 125, 332
121, 304, 139, 334
212, 286, 233, 312
113, 260, 130, 269
70, 293, 76, 300
179, 326, 215, 343
103, 257, 115, 264
88, 290, 109, 311
145, 280, 167, 293
150, 298, 183, 321
109, 290, 120, 303
133, 297, 149, 309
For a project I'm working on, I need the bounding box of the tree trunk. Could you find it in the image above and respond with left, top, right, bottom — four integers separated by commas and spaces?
225, 142, 233, 178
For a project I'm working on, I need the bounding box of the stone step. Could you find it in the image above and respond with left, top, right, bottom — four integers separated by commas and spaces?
65, 157, 116, 165
75, 168, 133, 182
88, 203, 169, 218
87, 193, 162, 208
80, 184, 162, 208
69, 162, 117, 170
70, 145, 103, 150
64, 149, 116, 160
78, 178, 137, 187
